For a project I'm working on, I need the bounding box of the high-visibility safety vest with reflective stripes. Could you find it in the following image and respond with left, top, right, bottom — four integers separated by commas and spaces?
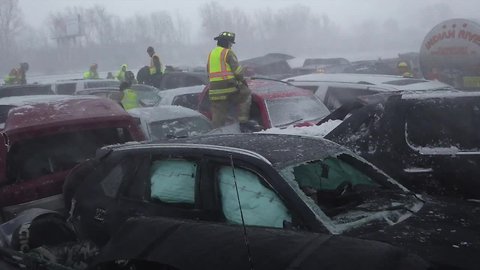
208, 46, 237, 101
83, 71, 99, 79
121, 89, 139, 110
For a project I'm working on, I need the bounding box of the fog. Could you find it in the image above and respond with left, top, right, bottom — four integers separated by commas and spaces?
1, 0, 479, 76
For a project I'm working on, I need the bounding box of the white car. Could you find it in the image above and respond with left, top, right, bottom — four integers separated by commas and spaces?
156, 85, 205, 110
284, 73, 455, 111
52, 79, 120, 95
128, 105, 213, 140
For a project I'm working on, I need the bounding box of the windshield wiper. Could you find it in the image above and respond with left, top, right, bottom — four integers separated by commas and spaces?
279, 118, 304, 127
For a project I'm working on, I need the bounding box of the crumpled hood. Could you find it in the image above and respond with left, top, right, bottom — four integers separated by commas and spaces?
360, 196, 480, 269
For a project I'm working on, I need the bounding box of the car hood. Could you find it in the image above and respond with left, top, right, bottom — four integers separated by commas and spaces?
358, 196, 480, 269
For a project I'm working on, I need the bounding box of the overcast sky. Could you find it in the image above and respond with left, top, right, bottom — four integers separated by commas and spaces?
20, 0, 480, 31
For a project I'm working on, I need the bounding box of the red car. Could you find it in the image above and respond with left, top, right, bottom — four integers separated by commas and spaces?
198, 78, 330, 129
0, 95, 145, 220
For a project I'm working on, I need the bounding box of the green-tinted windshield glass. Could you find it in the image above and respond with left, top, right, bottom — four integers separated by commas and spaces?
293, 157, 378, 191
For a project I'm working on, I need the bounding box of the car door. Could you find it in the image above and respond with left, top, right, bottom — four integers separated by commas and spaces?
107, 151, 217, 238
204, 157, 311, 231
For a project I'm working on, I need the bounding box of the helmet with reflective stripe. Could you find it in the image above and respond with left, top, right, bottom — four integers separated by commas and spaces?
214, 31, 235, 44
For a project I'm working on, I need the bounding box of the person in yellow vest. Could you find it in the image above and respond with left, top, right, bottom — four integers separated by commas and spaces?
83, 64, 99, 79
147, 46, 163, 76
4, 68, 19, 85
397, 61, 414, 78
120, 81, 139, 110
116, 64, 127, 81
207, 31, 253, 131
4, 63, 28, 85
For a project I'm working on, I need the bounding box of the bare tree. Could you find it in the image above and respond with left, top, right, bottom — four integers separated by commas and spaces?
0, 0, 23, 57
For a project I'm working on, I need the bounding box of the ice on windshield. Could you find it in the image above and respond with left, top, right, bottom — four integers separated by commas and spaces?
265, 95, 329, 127
148, 116, 212, 139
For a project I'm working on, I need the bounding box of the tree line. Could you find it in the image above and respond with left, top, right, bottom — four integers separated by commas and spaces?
0, 0, 454, 76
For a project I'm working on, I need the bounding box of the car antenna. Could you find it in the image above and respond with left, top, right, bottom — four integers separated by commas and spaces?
229, 154, 255, 270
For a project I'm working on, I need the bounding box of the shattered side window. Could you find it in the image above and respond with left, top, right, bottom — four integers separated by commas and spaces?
149, 159, 197, 205
100, 164, 124, 198
218, 166, 291, 228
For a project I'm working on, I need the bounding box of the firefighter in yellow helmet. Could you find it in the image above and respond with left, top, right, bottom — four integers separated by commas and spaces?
397, 61, 414, 78
207, 31, 255, 131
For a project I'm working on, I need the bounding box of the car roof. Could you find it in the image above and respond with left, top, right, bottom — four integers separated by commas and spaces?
0, 95, 86, 106
245, 78, 313, 99
159, 133, 342, 168
284, 73, 454, 91
3, 95, 131, 133
158, 85, 205, 97
128, 105, 207, 122
401, 90, 480, 100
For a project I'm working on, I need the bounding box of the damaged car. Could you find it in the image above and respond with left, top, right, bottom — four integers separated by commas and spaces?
128, 105, 213, 140
198, 78, 330, 130
0, 209, 429, 270
66, 133, 480, 269
0, 95, 145, 221
325, 91, 480, 200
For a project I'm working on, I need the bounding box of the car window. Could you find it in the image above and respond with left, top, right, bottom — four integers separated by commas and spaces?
218, 165, 291, 228
100, 164, 124, 198
148, 116, 212, 139
405, 98, 480, 151
265, 95, 330, 127
7, 127, 133, 181
56, 83, 76, 95
172, 93, 200, 110
149, 159, 197, 205
293, 157, 377, 192
324, 87, 378, 111
295, 85, 319, 93
85, 81, 120, 89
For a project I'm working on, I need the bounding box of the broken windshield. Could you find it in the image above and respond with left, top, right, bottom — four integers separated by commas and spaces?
279, 153, 422, 233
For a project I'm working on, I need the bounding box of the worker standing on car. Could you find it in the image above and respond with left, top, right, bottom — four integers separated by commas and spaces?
4, 63, 28, 85
120, 81, 139, 110
116, 64, 128, 81
147, 46, 163, 87
397, 61, 414, 78
83, 64, 99, 79
207, 31, 253, 130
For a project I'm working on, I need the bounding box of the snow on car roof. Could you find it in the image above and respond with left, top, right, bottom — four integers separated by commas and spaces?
401, 90, 480, 100
3, 95, 130, 132
258, 120, 342, 138
0, 95, 97, 106
284, 73, 453, 91
128, 105, 206, 123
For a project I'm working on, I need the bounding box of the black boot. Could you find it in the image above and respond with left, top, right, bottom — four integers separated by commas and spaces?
239, 120, 263, 133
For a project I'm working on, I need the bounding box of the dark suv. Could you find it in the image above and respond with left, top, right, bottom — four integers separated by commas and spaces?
325, 91, 480, 199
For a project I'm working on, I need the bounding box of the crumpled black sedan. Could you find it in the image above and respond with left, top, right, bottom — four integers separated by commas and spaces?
65, 133, 480, 269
